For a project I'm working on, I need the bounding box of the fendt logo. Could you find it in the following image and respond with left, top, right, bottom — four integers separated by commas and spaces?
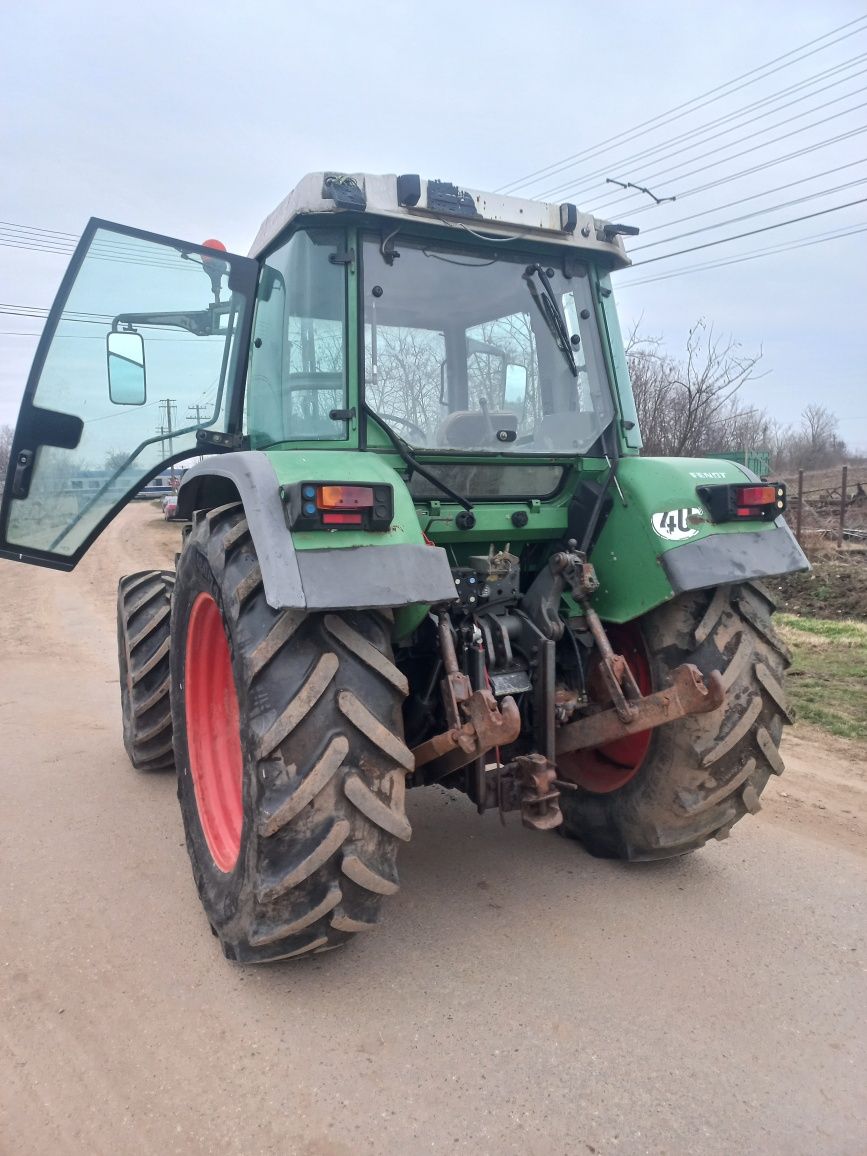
651, 507, 704, 541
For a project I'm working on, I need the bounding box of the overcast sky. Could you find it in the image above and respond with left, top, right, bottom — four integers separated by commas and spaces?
2, 0, 865, 451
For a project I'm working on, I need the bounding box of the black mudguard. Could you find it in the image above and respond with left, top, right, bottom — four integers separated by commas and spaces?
661, 520, 808, 593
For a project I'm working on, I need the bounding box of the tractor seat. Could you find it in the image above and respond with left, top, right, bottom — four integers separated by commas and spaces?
437, 409, 518, 448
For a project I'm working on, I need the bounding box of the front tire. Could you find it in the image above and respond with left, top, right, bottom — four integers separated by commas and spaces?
171, 504, 413, 962
117, 570, 175, 771
559, 582, 791, 860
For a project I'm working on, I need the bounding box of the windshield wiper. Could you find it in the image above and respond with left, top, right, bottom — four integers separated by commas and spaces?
362, 405, 474, 513
523, 264, 578, 378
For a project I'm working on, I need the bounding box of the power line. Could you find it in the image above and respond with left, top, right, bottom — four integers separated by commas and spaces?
612, 122, 867, 218
629, 195, 867, 267
630, 175, 867, 252
0, 237, 196, 272
589, 95, 867, 214
0, 330, 207, 342
0, 222, 209, 273
536, 53, 867, 201
618, 221, 867, 287
637, 155, 867, 234
0, 219, 206, 259
497, 15, 867, 193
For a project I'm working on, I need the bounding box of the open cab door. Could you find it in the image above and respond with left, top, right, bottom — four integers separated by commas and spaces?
0, 220, 259, 569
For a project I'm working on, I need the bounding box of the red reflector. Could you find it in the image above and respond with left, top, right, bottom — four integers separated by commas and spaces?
321, 512, 363, 525
736, 485, 775, 506
736, 507, 753, 517
317, 485, 375, 509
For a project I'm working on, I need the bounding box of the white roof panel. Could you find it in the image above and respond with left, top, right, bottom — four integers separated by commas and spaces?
249, 172, 632, 268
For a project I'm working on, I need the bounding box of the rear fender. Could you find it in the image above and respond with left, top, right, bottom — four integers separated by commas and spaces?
589, 456, 809, 623
177, 451, 456, 612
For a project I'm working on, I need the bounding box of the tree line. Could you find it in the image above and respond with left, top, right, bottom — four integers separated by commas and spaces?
626, 318, 851, 471
0, 319, 855, 488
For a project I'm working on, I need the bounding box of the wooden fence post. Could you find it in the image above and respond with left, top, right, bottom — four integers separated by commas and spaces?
837, 464, 848, 549
795, 469, 804, 544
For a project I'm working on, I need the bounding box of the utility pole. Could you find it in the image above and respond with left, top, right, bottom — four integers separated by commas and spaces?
187, 403, 208, 462
157, 398, 177, 479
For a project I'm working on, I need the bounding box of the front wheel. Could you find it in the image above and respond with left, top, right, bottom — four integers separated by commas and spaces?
558, 582, 792, 860
117, 570, 175, 771
171, 503, 413, 962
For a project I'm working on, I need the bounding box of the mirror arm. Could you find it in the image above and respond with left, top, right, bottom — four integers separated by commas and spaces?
111, 306, 227, 337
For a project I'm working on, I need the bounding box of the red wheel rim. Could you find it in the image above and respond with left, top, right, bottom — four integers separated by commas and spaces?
558, 622, 653, 794
185, 593, 243, 872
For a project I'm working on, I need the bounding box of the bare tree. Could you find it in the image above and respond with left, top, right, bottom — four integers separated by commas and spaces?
772, 404, 847, 470
627, 319, 765, 457
105, 449, 131, 473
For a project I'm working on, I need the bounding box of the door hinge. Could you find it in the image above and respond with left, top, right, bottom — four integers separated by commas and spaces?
328, 406, 356, 423
329, 247, 355, 267
11, 449, 34, 498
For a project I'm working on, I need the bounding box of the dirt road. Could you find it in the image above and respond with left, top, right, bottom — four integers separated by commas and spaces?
1, 505, 865, 1156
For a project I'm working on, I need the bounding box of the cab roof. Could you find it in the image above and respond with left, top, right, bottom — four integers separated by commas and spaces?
249, 171, 634, 269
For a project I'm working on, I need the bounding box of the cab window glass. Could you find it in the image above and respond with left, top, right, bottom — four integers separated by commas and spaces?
247, 230, 347, 446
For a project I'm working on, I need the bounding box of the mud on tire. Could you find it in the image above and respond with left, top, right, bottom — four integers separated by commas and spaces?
117, 570, 175, 771
559, 581, 792, 860
171, 503, 412, 962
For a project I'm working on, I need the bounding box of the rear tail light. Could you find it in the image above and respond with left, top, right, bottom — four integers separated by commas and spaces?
698, 482, 786, 523
284, 481, 394, 531
321, 511, 363, 525
735, 485, 777, 506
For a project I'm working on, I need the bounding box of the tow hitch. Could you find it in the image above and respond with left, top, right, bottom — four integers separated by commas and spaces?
555, 663, 725, 755
409, 554, 726, 829
411, 612, 521, 781
551, 548, 726, 758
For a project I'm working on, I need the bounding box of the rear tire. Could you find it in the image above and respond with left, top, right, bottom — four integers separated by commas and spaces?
171, 503, 412, 962
559, 582, 791, 860
117, 570, 175, 771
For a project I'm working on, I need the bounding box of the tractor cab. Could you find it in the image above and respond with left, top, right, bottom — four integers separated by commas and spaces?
0, 172, 637, 568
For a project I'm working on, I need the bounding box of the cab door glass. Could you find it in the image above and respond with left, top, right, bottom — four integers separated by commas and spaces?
3, 223, 255, 558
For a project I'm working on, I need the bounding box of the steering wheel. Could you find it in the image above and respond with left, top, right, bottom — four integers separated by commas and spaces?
377, 412, 428, 445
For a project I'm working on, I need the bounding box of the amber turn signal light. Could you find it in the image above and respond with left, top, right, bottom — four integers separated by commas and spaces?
316, 485, 375, 509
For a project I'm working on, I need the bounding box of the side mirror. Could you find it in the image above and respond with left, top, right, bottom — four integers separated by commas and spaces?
107, 331, 147, 405
504, 363, 528, 410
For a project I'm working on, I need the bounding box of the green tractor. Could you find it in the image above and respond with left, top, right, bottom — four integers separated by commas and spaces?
0, 172, 807, 961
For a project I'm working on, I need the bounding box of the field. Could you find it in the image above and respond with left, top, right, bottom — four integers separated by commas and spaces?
780, 463, 867, 550
778, 614, 867, 741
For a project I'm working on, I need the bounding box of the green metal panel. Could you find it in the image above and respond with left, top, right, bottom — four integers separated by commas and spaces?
265, 449, 424, 550
590, 456, 782, 622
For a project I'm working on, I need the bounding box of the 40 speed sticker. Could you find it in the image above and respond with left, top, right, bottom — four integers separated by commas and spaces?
651, 507, 704, 541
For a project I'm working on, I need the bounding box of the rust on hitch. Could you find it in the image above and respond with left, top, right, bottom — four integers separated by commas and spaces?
556, 664, 725, 756
483, 753, 563, 830
512, 753, 563, 831
412, 689, 521, 780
